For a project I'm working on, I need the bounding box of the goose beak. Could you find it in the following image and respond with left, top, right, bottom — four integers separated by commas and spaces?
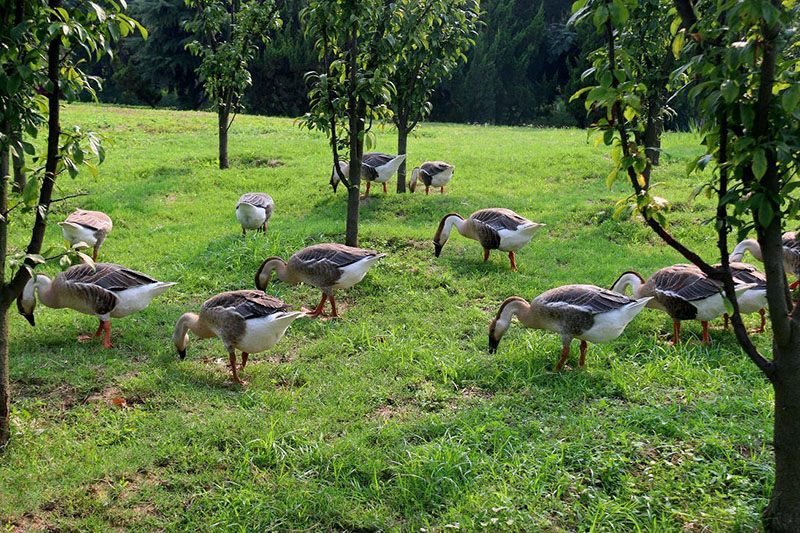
330, 175, 339, 193
177, 348, 186, 360
22, 313, 35, 327
433, 241, 443, 257
488, 335, 499, 354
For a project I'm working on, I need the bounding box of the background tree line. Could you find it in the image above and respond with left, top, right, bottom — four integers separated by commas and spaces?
85, 0, 610, 127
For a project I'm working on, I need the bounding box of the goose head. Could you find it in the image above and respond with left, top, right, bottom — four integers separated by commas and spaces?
433, 213, 463, 257
488, 297, 528, 353
255, 257, 286, 290
16, 275, 46, 327
172, 312, 197, 360
330, 161, 349, 193
409, 167, 421, 193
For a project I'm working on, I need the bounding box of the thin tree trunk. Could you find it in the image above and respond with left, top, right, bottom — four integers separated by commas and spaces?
0, 133, 8, 449
218, 106, 229, 170
396, 121, 408, 193
12, 130, 26, 193
344, 20, 361, 247
644, 101, 662, 166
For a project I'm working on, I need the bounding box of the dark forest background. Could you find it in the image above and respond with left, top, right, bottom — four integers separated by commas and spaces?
87, 0, 646, 127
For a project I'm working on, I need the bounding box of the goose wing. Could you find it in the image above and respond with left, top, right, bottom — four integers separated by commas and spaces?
650, 264, 721, 302
290, 243, 382, 287
471, 208, 531, 231
237, 193, 274, 210
203, 290, 289, 319
782, 232, 800, 274
65, 209, 112, 232
57, 263, 121, 315
535, 285, 634, 336
64, 263, 159, 293
362, 152, 394, 168
726, 262, 767, 288
420, 161, 453, 176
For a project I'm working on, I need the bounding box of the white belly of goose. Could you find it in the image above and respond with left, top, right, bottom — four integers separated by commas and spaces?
691, 293, 727, 321
332, 257, 381, 289
236, 313, 302, 354
497, 225, 537, 251
737, 289, 767, 314
430, 168, 454, 187
110, 282, 177, 318
59, 223, 98, 248
577, 298, 652, 343
236, 203, 267, 229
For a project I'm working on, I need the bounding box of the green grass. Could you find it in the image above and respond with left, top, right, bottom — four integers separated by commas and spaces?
0, 103, 773, 531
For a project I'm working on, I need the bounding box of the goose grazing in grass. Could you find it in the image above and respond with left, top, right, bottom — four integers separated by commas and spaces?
331, 152, 407, 195
236, 193, 274, 236
730, 232, 800, 289
17, 263, 176, 348
433, 208, 545, 271
409, 161, 455, 195
173, 290, 305, 386
255, 243, 386, 318
58, 209, 112, 261
610, 264, 754, 345
488, 285, 652, 371
720, 262, 768, 333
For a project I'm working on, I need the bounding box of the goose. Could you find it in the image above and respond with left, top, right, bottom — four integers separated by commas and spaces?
730, 232, 800, 289
17, 263, 176, 348
58, 209, 112, 261
488, 285, 652, 371
255, 243, 386, 318
173, 290, 305, 385
433, 208, 545, 271
236, 193, 274, 236
610, 264, 754, 345
331, 152, 407, 195
720, 262, 768, 332
409, 161, 455, 195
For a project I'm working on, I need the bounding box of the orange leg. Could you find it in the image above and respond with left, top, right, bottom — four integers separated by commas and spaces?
790, 279, 799, 290
723, 313, 730, 329
425, 185, 430, 195
670, 321, 681, 345
440, 187, 444, 194
508, 251, 518, 271
78, 320, 105, 343
758, 308, 766, 333
92, 247, 99, 261
262, 221, 267, 233
483, 249, 490, 263
99, 320, 113, 348
578, 340, 587, 367
701, 321, 710, 345
554, 342, 571, 372
329, 294, 339, 318
240, 352, 249, 370
365, 182, 371, 196
303, 293, 328, 318
229, 351, 246, 385
382, 182, 387, 194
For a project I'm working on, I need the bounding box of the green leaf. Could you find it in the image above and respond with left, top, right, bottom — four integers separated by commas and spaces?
606, 167, 619, 188
782, 84, 800, 113
723, 297, 734, 315
671, 31, 685, 58
752, 148, 767, 179
721, 80, 738, 103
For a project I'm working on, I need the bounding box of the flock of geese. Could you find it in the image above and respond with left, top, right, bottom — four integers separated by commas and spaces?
15, 151, 800, 384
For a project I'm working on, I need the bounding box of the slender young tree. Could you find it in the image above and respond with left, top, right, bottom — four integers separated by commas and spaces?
185, 0, 282, 169
0, 0, 142, 449
299, 0, 399, 246
389, 0, 479, 192
573, 0, 800, 528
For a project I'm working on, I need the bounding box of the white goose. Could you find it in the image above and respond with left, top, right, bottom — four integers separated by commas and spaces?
173, 290, 305, 385
433, 208, 545, 270
58, 209, 112, 261
255, 243, 386, 318
17, 263, 176, 348
236, 193, 274, 236
331, 152, 407, 195
410, 161, 455, 195
730, 232, 800, 289
611, 264, 754, 345
488, 285, 652, 371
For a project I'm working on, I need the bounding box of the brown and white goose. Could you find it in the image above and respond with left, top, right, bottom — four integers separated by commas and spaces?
488, 285, 652, 371
331, 152, 407, 195
610, 264, 753, 345
433, 208, 545, 270
409, 161, 455, 195
236, 193, 274, 235
17, 263, 176, 348
255, 243, 386, 318
730, 232, 800, 289
58, 209, 112, 261
173, 290, 305, 385
721, 262, 768, 332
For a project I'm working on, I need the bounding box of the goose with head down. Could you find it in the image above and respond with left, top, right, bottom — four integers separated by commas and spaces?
720, 262, 768, 333
488, 285, 652, 371
730, 232, 800, 290
17, 263, 176, 348
236, 193, 274, 236
331, 152, 407, 195
58, 209, 113, 261
610, 263, 754, 345
173, 291, 305, 386
409, 161, 455, 195
255, 243, 386, 318
433, 208, 545, 271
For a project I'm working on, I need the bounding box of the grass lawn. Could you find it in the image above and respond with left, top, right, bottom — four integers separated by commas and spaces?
0, 103, 774, 531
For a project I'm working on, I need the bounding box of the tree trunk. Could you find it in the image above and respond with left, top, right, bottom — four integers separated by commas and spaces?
12, 130, 26, 193
218, 106, 229, 170
764, 334, 800, 531
344, 19, 360, 247
644, 101, 662, 167
396, 123, 408, 193
0, 135, 8, 449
